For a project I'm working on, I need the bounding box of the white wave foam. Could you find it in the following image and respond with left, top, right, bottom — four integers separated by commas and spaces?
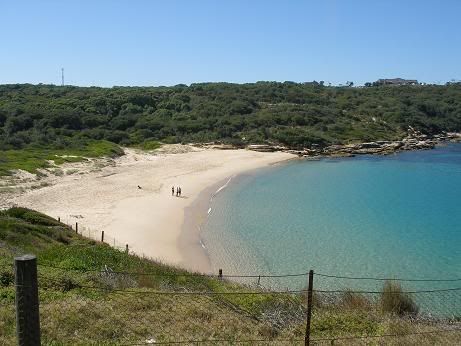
213, 176, 234, 197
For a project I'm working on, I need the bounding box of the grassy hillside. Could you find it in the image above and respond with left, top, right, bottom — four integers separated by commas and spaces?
0, 208, 459, 345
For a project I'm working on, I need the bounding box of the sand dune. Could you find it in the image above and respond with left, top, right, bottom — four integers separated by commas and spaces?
7, 145, 294, 272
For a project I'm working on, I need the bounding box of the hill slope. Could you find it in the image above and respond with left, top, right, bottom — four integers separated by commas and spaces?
1, 83, 461, 152
1, 208, 460, 344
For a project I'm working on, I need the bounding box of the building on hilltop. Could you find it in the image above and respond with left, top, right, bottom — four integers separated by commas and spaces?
374, 78, 419, 86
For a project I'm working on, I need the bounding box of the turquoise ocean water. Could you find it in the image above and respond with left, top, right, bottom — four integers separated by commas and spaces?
202, 144, 461, 312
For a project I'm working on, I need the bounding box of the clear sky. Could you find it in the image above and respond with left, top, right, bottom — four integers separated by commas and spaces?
1, 0, 460, 86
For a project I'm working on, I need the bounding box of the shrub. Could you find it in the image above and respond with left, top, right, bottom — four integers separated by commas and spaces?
139, 140, 161, 151
381, 280, 418, 316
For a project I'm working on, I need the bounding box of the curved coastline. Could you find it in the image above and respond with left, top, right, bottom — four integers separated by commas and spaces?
199, 143, 461, 292
8, 146, 296, 273
178, 177, 232, 273
178, 159, 295, 274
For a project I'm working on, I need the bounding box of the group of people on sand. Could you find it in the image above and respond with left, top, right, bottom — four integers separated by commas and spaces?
172, 186, 182, 197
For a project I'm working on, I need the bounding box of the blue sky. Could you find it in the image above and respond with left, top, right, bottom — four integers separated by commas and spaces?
1, 0, 460, 86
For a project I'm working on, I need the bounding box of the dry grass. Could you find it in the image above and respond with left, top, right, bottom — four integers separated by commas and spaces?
0, 208, 460, 345
381, 280, 419, 316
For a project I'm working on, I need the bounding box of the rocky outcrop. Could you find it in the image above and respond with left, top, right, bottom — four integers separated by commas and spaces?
247, 144, 289, 152
199, 131, 461, 158
246, 130, 461, 158
298, 131, 460, 158
247, 144, 276, 152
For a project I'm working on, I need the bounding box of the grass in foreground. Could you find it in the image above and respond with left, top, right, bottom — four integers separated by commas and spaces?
0, 208, 459, 345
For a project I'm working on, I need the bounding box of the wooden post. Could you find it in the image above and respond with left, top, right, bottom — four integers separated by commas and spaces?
101, 231, 104, 243
304, 270, 314, 346
218, 269, 223, 280
75, 222, 78, 234
15, 254, 41, 345
257, 275, 261, 286
125, 244, 129, 253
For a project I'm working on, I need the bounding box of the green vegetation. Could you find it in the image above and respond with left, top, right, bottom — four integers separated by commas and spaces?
1, 83, 461, 153
0, 140, 123, 175
134, 140, 161, 151
0, 208, 458, 345
1, 82, 461, 175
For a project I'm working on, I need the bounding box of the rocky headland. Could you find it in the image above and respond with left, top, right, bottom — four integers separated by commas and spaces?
245, 130, 461, 158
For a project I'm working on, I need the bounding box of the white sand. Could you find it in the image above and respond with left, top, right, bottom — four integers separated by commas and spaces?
7, 146, 294, 272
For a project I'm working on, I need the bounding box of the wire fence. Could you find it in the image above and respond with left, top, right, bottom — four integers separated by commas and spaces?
1, 256, 461, 345
58, 218, 130, 252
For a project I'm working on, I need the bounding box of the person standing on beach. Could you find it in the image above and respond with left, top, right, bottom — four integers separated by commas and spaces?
179, 186, 182, 197
172, 186, 174, 196
176, 187, 179, 197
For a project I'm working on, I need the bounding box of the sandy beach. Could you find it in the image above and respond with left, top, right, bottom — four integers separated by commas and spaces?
4, 145, 294, 272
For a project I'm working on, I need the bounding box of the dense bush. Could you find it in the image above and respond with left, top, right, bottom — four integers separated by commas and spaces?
1, 83, 460, 151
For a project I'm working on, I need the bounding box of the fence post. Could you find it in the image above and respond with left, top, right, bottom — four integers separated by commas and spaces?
125, 244, 129, 253
75, 222, 78, 234
218, 269, 223, 280
101, 231, 104, 243
304, 269, 314, 346
14, 254, 41, 346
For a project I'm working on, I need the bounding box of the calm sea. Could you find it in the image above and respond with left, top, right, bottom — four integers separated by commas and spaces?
202, 143, 461, 305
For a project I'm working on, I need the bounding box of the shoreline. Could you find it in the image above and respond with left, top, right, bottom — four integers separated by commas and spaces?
4, 146, 295, 272
179, 140, 461, 277
3, 134, 459, 273
242, 131, 461, 157
178, 159, 287, 274
178, 177, 230, 273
